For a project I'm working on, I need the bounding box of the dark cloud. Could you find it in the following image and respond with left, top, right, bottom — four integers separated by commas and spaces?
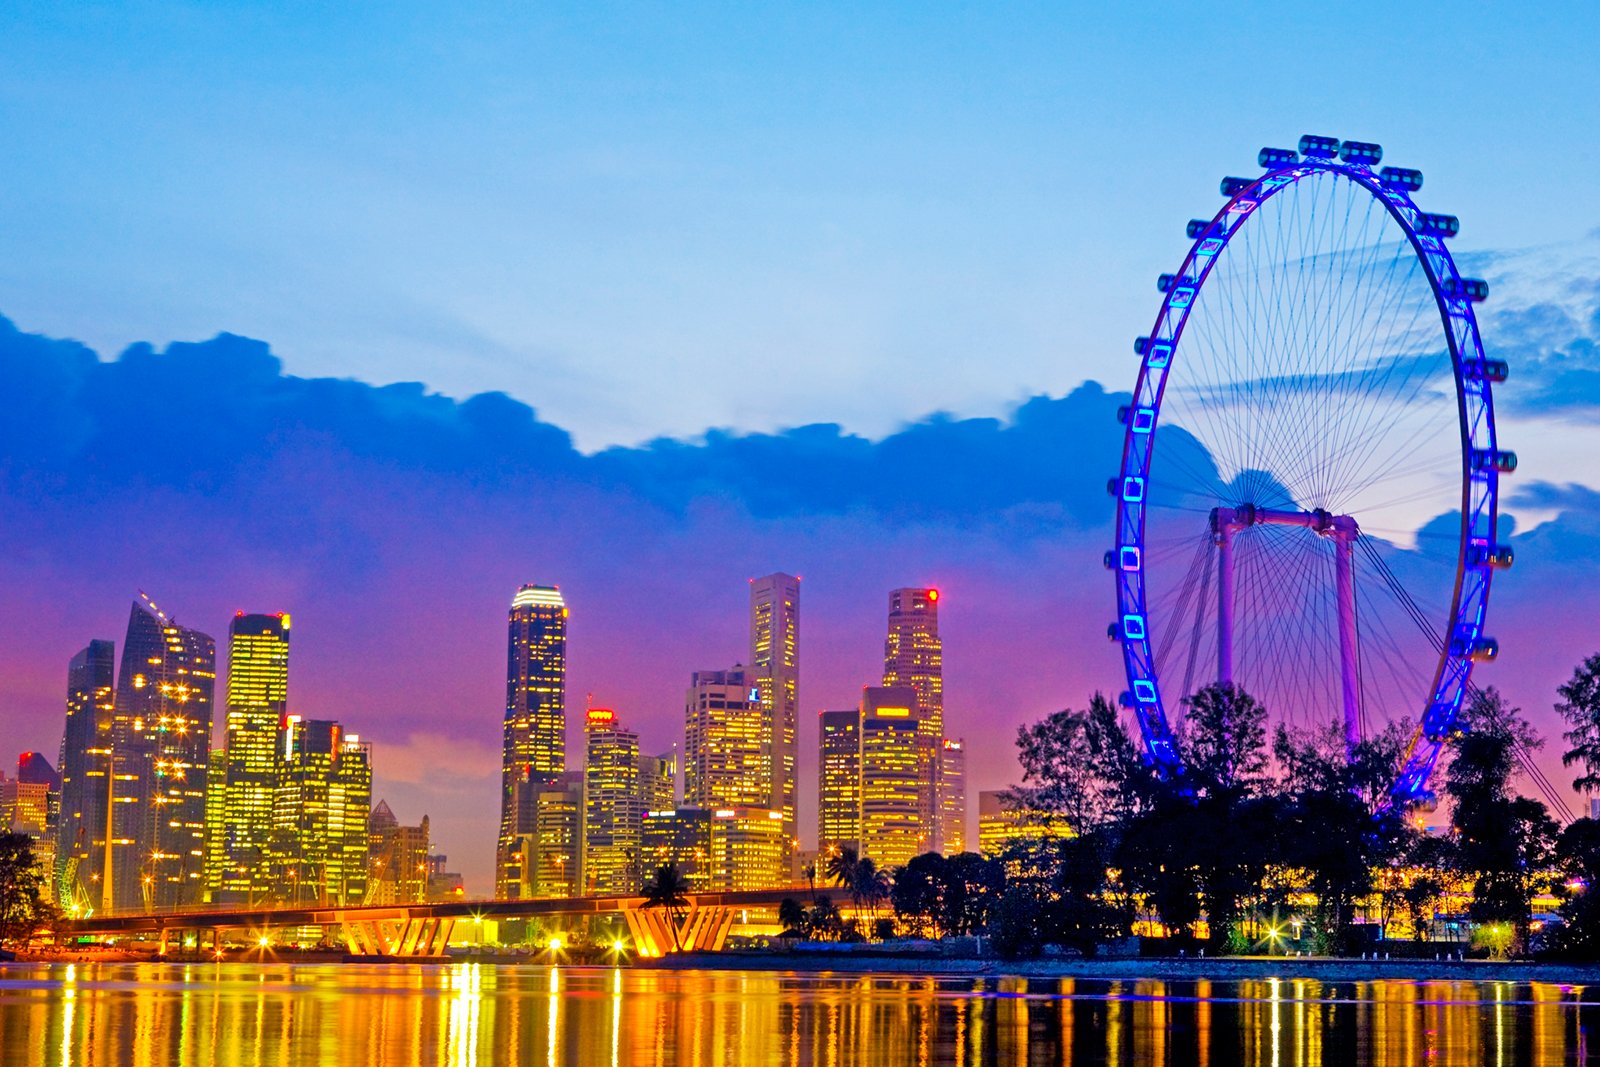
5, 313, 1599, 892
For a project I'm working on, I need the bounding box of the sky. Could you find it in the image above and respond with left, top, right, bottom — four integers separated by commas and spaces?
2, 2, 1599, 894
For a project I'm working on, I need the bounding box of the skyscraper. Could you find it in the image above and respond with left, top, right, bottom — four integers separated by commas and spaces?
883, 588, 943, 852
883, 588, 943, 732
203, 750, 226, 901
500, 584, 568, 900
683, 667, 768, 809
3, 754, 59, 900
219, 612, 291, 904
858, 685, 923, 869
639, 748, 677, 813
56, 639, 114, 911
749, 573, 800, 857
583, 708, 642, 894
939, 738, 967, 854
526, 771, 584, 898
111, 595, 216, 913
367, 800, 430, 905
817, 708, 862, 856
273, 717, 371, 906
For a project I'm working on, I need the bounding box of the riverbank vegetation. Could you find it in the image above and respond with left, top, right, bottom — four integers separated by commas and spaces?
779, 653, 1600, 961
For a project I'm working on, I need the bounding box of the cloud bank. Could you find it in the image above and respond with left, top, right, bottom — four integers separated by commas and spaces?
3, 307, 1598, 891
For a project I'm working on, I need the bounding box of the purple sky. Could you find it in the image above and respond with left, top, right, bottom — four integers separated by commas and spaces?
4, 290, 1600, 894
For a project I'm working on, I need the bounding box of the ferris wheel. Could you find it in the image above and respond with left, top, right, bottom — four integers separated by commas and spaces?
1110, 135, 1513, 807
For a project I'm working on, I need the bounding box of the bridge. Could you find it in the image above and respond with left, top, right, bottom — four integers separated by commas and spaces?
58, 887, 811, 959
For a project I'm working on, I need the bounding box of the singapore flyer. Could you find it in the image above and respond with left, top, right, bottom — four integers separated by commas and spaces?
1111, 135, 1513, 809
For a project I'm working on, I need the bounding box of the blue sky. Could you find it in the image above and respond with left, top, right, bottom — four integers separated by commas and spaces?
3, 2, 1600, 889
3, 1, 1597, 447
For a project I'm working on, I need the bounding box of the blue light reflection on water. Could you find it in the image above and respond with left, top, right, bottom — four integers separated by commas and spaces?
0, 963, 1594, 1066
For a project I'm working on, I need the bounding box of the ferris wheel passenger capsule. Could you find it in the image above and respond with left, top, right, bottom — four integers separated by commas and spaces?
1416, 214, 1460, 238
1470, 448, 1517, 473
1220, 176, 1254, 196
1443, 277, 1490, 302
1297, 134, 1340, 158
1258, 147, 1298, 168
1449, 635, 1499, 662
1338, 140, 1383, 165
1465, 358, 1509, 383
1467, 544, 1515, 569
1379, 167, 1424, 191
1186, 219, 1215, 239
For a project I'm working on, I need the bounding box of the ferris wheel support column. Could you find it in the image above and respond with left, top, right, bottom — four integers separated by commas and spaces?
1216, 524, 1241, 687
1334, 526, 1361, 758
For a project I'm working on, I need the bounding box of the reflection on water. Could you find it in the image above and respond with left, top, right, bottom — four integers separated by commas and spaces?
0, 963, 1596, 1066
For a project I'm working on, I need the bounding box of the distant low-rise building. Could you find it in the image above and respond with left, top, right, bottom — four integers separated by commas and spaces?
976, 790, 1070, 858
367, 799, 430, 905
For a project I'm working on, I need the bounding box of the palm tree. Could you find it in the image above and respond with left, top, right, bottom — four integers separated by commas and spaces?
852, 858, 891, 923
777, 896, 808, 938
641, 864, 692, 952
825, 846, 859, 893
825, 847, 891, 925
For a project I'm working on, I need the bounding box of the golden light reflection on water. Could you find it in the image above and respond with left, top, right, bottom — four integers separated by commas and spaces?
0, 963, 1596, 1066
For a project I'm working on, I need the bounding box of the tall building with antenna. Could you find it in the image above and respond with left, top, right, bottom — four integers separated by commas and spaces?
498, 584, 569, 900
883, 587, 944, 852
748, 573, 799, 855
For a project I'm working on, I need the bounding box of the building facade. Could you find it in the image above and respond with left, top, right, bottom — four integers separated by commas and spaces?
683, 667, 768, 809
817, 708, 861, 856
367, 800, 430, 905
976, 790, 1070, 859
883, 588, 946, 853
583, 708, 642, 894
639, 749, 677, 813
2, 754, 58, 900
218, 612, 291, 904
272, 717, 372, 907
499, 584, 569, 900
748, 573, 799, 861
858, 686, 923, 869
641, 808, 713, 891
56, 639, 115, 911
110, 596, 216, 913
523, 771, 584, 899
939, 738, 967, 854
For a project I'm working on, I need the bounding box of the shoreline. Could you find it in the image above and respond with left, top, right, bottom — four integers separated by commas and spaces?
638, 952, 1600, 985
12, 949, 1600, 985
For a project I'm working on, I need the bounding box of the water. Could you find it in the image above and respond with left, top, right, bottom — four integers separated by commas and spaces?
1, 962, 1595, 1066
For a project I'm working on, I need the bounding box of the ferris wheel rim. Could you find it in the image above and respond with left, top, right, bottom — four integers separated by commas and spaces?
1110, 142, 1506, 808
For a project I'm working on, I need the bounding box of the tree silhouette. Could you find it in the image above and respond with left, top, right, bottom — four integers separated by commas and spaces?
1559, 653, 1600, 792
640, 864, 691, 952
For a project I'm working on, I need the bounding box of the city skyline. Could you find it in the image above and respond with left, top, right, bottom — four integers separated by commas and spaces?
31, 572, 985, 902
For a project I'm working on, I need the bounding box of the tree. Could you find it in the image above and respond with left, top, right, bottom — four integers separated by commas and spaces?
825, 846, 890, 924
1558, 653, 1600, 792
808, 897, 843, 941
1549, 818, 1600, 959
891, 851, 1006, 938
851, 858, 891, 923
1010, 692, 1150, 832
1181, 683, 1269, 797
824, 846, 860, 893
1273, 719, 1412, 951
1446, 688, 1559, 954
640, 864, 692, 952
890, 853, 943, 937
777, 897, 809, 938
0, 834, 54, 947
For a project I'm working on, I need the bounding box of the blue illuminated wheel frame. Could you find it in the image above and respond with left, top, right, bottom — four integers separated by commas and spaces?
1112, 142, 1505, 808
